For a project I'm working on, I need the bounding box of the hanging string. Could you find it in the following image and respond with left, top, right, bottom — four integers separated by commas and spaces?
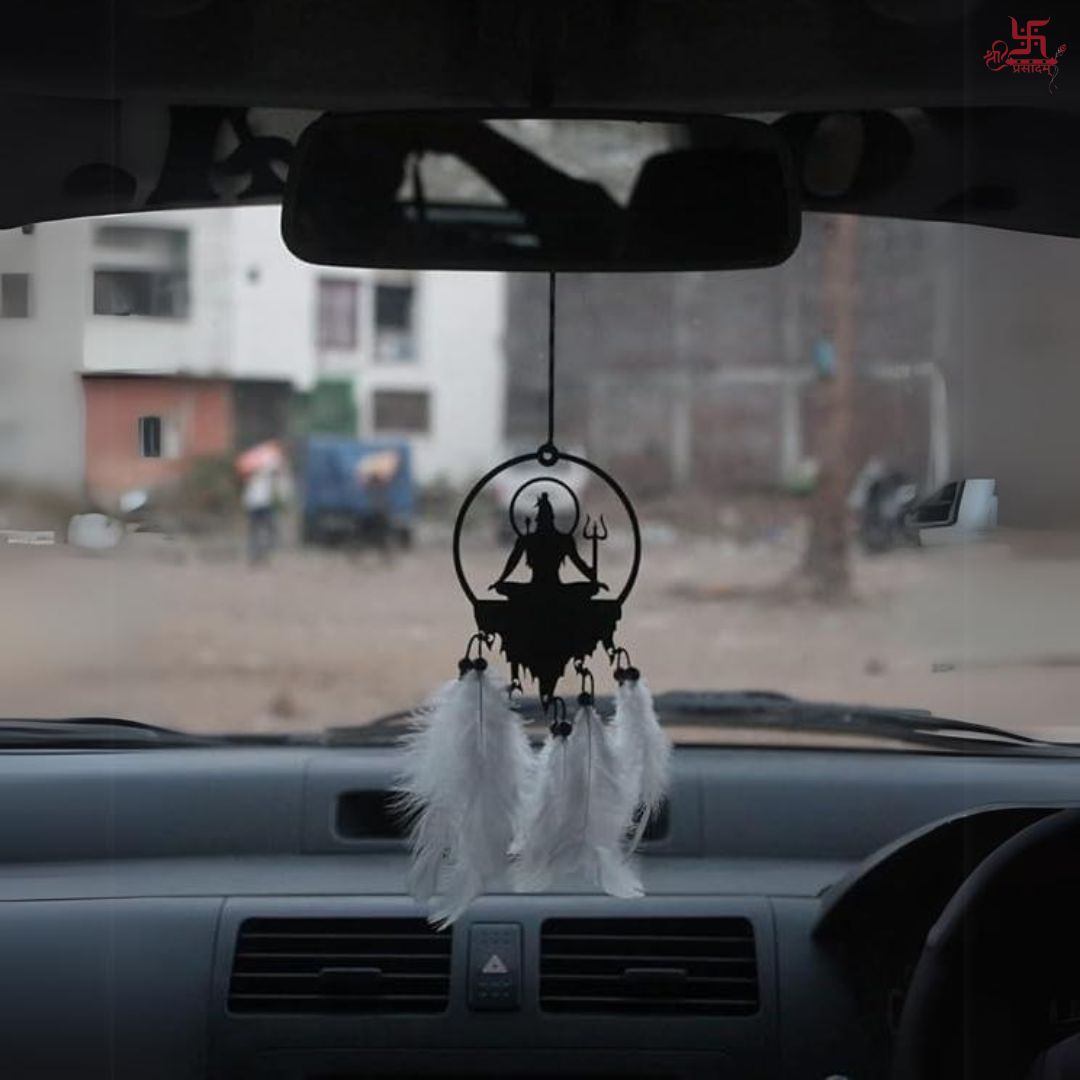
546, 271, 556, 448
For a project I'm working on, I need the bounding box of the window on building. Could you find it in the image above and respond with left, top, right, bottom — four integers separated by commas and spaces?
92, 226, 190, 317
138, 416, 162, 458
136, 414, 181, 459
1, 273, 31, 318
316, 278, 359, 350
374, 281, 416, 361
94, 270, 189, 317
372, 389, 430, 434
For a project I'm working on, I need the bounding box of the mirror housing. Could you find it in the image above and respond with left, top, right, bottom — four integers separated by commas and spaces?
282, 114, 801, 271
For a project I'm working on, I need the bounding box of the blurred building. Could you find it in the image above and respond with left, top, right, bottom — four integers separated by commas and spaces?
0, 206, 505, 505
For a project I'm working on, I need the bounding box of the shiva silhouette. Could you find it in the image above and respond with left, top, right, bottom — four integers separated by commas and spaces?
475, 489, 620, 705
490, 492, 607, 597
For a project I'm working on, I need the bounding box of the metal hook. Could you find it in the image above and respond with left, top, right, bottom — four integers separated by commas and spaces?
608, 646, 640, 684
573, 659, 595, 703
458, 631, 495, 677
543, 695, 566, 719
545, 695, 572, 738
464, 632, 494, 661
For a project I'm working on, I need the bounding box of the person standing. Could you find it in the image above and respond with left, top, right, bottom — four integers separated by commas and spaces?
243, 463, 280, 564
355, 448, 401, 559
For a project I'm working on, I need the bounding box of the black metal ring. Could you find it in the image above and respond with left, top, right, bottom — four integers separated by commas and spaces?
537, 442, 560, 466
452, 449, 642, 607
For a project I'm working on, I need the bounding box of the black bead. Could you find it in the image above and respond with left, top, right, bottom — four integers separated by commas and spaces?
473, 656, 488, 672
457, 657, 472, 677
625, 666, 641, 682
577, 691, 593, 706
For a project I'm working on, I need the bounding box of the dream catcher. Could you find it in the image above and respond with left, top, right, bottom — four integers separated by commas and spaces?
398, 274, 671, 926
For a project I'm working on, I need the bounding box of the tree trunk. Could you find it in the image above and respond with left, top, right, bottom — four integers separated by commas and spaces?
801, 214, 858, 599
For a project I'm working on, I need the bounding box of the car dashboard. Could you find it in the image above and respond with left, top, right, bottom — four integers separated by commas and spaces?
3, 743, 1080, 1079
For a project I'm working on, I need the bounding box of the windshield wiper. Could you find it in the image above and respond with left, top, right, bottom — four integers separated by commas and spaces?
330, 690, 1076, 755
0, 716, 313, 748
648, 691, 1070, 753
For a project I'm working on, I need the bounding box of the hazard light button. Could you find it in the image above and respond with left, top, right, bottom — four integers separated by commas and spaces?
467, 922, 522, 1011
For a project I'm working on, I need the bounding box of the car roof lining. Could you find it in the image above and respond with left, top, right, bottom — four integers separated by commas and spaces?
2, 99, 1078, 243
3, 1, 1079, 239
2, 0, 1071, 113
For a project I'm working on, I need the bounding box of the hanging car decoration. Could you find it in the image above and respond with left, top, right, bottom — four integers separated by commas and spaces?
397, 274, 671, 926
452, 447, 639, 708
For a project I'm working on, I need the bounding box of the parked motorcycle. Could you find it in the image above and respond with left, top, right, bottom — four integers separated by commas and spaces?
850, 461, 920, 554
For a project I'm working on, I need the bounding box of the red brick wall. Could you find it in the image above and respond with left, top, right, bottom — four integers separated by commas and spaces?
83, 377, 233, 502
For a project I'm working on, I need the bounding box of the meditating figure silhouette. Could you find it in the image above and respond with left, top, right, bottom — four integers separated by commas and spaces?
491, 493, 605, 595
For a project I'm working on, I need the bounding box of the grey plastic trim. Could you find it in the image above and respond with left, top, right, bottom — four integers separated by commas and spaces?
210, 895, 778, 1079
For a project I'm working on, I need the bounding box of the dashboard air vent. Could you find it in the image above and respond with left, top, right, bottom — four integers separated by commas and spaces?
335, 790, 407, 840
540, 917, 758, 1016
228, 917, 451, 1015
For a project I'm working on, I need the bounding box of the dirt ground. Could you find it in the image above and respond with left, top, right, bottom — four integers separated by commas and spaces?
4, 523, 1080, 740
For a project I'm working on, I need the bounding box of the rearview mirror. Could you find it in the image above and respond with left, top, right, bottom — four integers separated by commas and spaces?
282, 115, 801, 271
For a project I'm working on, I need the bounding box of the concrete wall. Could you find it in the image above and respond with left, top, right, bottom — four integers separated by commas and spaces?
504, 217, 950, 497
942, 225, 1080, 528
0, 220, 90, 497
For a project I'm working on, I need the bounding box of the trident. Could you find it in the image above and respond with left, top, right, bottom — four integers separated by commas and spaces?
582, 514, 608, 578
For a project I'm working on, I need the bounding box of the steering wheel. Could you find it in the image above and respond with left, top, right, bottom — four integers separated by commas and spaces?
893, 807, 1080, 1080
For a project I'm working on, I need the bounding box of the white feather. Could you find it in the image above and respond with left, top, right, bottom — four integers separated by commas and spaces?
612, 675, 672, 851
514, 705, 643, 899
512, 732, 575, 892
508, 728, 544, 859
396, 679, 459, 902
396, 667, 533, 926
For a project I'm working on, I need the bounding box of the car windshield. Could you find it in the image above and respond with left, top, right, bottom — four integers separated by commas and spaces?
0, 203, 1075, 744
